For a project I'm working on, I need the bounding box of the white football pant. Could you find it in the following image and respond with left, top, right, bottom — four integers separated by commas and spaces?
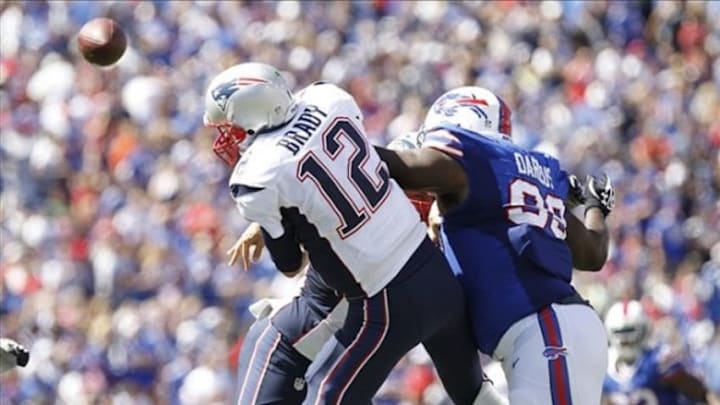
493, 304, 608, 405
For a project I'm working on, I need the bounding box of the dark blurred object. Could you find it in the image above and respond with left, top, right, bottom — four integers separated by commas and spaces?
77, 18, 127, 66
0, 338, 30, 372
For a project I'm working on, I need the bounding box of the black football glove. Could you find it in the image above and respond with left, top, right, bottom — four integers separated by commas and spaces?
584, 174, 615, 217
0, 338, 30, 372
566, 174, 586, 209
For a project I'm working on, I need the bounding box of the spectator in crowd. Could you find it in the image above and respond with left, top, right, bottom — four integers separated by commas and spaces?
1, 1, 718, 403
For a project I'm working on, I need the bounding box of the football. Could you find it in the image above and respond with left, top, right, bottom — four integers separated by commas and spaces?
77, 18, 127, 66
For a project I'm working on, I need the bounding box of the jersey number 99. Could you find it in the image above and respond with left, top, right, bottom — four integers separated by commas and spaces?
507, 178, 566, 239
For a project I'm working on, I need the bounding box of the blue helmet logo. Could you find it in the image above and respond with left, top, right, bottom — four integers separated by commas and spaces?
212, 80, 242, 112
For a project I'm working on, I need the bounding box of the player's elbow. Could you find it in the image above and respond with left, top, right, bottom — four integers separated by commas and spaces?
279, 267, 303, 278
275, 258, 303, 276
573, 246, 608, 272
274, 251, 307, 277
581, 257, 606, 272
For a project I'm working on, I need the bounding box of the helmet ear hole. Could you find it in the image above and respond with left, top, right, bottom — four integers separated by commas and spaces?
247, 129, 255, 135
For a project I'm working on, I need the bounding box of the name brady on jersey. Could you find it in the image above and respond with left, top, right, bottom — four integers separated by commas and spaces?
276, 104, 328, 155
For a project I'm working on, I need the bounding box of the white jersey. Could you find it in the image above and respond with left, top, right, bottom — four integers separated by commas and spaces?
230, 83, 426, 298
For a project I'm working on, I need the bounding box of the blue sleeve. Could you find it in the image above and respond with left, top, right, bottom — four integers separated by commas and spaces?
655, 345, 686, 377
555, 166, 570, 201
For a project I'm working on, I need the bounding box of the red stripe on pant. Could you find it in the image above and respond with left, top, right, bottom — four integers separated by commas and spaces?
538, 307, 572, 405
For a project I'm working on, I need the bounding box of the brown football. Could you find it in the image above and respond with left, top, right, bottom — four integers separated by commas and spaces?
77, 18, 127, 66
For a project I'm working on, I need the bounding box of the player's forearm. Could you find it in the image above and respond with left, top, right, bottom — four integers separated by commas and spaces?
270, 252, 305, 277
584, 207, 609, 256
565, 208, 609, 271
278, 252, 307, 278
261, 228, 304, 276
375, 146, 422, 190
375, 146, 465, 194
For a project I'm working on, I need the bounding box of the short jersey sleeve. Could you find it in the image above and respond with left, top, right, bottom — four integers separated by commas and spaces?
655, 344, 686, 376
229, 137, 289, 238
549, 162, 570, 202
232, 184, 285, 238
421, 128, 465, 160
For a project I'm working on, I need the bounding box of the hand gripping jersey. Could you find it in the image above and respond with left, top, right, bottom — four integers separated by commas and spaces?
386, 131, 435, 223
424, 124, 577, 354
230, 83, 427, 298
604, 346, 692, 405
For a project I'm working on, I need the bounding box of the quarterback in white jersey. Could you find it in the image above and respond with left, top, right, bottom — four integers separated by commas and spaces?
228, 82, 426, 298
203, 63, 500, 404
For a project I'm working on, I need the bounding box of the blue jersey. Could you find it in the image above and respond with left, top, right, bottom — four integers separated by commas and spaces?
424, 125, 577, 354
603, 346, 692, 405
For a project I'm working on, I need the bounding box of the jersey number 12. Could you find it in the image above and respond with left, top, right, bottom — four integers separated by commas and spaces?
298, 118, 390, 238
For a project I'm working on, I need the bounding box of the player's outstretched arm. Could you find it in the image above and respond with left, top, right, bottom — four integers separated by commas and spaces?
565, 174, 614, 271
565, 209, 609, 271
261, 226, 305, 278
374, 146, 466, 195
228, 221, 305, 277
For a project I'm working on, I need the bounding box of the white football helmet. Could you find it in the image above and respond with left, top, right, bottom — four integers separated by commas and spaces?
604, 300, 649, 362
422, 86, 512, 142
203, 63, 297, 166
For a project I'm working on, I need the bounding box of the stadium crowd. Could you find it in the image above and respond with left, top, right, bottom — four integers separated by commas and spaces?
0, 1, 718, 403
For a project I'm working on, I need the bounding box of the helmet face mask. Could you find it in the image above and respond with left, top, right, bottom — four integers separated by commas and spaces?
605, 300, 649, 363
609, 324, 647, 361
203, 63, 295, 166
209, 122, 248, 167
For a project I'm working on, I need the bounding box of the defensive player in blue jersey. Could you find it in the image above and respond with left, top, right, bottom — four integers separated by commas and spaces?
203, 64, 505, 405
376, 86, 616, 405
602, 300, 709, 405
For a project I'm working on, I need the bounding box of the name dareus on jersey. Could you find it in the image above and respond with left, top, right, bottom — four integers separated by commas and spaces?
513, 151, 553, 189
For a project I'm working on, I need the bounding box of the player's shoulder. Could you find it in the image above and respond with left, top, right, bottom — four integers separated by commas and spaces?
528, 147, 562, 168
229, 135, 287, 190
651, 344, 686, 374
425, 125, 511, 150
296, 82, 359, 115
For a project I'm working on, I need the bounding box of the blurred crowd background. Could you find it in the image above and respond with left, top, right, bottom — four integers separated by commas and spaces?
1, 0, 718, 404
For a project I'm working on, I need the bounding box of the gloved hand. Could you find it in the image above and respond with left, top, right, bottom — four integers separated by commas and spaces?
566, 174, 586, 209
0, 338, 30, 373
584, 174, 615, 217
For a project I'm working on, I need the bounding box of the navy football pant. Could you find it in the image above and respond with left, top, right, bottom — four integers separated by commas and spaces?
303, 238, 483, 405
236, 317, 311, 405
